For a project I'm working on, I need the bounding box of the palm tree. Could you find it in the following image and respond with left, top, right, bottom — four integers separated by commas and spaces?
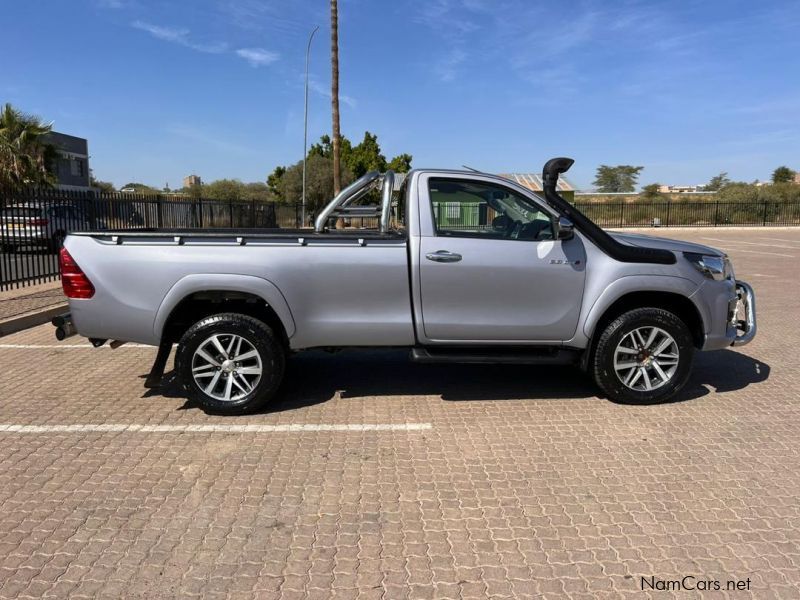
330, 0, 341, 196
0, 103, 56, 196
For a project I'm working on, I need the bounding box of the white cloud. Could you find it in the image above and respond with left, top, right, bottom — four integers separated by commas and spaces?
131, 21, 279, 67
132, 21, 187, 43
412, 0, 720, 87
131, 21, 227, 54
235, 48, 280, 67
217, 0, 309, 35
414, 0, 478, 81
308, 79, 357, 108
435, 48, 467, 83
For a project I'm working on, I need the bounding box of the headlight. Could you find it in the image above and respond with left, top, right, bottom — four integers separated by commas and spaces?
684, 252, 733, 281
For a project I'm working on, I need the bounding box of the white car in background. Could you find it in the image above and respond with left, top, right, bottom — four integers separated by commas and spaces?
0, 203, 96, 253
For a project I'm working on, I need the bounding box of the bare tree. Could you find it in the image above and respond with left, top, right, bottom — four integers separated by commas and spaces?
330, 0, 341, 196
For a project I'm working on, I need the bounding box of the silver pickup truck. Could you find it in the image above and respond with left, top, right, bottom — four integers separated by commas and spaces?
54, 158, 756, 414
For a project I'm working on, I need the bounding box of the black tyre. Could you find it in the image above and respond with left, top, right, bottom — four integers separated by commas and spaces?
592, 307, 694, 404
176, 313, 285, 415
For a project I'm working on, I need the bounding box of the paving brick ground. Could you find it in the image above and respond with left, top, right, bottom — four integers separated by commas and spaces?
0, 282, 64, 321
0, 228, 798, 599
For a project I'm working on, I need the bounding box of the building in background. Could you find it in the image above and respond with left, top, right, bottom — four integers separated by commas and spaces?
183, 174, 202, 188
499, 172, 575, 202
658, 184, 705, 193
45, 132, 90, 191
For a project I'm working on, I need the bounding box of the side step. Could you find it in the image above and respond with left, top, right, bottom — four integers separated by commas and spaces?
410, 346, 579, 366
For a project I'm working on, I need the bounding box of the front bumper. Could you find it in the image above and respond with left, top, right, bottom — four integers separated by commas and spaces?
729, 280, 757, 346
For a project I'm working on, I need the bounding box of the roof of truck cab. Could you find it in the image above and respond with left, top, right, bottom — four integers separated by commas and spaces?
404, 169, 573, 192
498, 173, 574, 192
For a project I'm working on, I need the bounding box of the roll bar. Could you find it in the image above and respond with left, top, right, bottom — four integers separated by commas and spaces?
314, 171, 380, 232
314, 170, 399, 233
380, 171, 394, 233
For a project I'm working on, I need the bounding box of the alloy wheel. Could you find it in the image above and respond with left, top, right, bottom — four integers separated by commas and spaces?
613, 326, 679, 391
191, 333, 263, 402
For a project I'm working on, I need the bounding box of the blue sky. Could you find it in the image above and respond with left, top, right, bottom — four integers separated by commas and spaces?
2, 0, 799, 190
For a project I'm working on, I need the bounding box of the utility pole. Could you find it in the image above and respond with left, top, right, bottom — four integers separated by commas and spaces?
330, 0, 341, 196
302, 25, 319, 227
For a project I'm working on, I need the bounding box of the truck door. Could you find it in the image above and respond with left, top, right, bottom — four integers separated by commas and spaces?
417, 175, 586, 343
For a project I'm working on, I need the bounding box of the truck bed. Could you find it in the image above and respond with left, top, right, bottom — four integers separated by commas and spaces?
63, 227, 414, 349
72, 228, 406, 244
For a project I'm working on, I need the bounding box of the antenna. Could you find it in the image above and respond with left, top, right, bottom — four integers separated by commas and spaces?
461, 165, 483, 173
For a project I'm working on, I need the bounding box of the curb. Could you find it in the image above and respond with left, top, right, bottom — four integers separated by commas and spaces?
0, 304, 68, 338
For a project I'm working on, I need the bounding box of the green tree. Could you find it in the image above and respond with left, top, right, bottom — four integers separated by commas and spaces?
307, 134, 331, 158
90, 176, 116, 193
309, 134, 354, 166
716, 182, 759, 203
593, 165, 644, 193
641, 183, 662, 199
705, 172, 731, 191
268, 132, 411, 202
308, 132, 411, 177
348, 131, 386, 177
266, 166, 286, 195
772, 166, 796, 184
278, 154, 353, 211
0, 103, 57, 194
202, 179, 246, 202
387, 153, 413, 173
242, 182, 273, 203
185, 181, 202, 199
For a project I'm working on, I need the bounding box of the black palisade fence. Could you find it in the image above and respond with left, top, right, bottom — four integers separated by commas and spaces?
2, 188, 800, 290
0, 188, 308, 290
574, 200, 800, 228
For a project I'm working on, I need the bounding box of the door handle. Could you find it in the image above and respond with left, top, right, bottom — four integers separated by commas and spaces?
426, 250, 462, 263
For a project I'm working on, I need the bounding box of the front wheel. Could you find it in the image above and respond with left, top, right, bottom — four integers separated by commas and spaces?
176, 313, 285, 415
593, 307, 695, 404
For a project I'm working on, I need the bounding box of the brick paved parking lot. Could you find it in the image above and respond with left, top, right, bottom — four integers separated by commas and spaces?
1, 228, 798, 599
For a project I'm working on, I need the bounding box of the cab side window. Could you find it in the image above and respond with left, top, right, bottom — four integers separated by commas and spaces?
429, 178, 554, 241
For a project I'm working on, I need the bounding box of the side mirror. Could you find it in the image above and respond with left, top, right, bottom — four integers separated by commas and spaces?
556, 216, 574, 240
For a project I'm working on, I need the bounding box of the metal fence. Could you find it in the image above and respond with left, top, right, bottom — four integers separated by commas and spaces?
433, 199, 800, 231
574, 200, 800, 228
0, 189, 309, 291
2, 188, 800, 291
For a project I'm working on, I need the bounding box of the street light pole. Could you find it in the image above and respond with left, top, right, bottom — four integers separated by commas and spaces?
302, 25, 320, 228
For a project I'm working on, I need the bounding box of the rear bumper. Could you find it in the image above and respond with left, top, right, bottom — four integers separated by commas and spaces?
730, 280, 757, 346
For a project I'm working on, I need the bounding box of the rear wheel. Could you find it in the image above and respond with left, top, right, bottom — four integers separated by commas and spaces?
593, 307, 694, 404
176, 313, 285, 415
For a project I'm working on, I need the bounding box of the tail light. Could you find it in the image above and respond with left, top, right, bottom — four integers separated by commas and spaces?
30, 218, 49, 226
59, 247, 95, 299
